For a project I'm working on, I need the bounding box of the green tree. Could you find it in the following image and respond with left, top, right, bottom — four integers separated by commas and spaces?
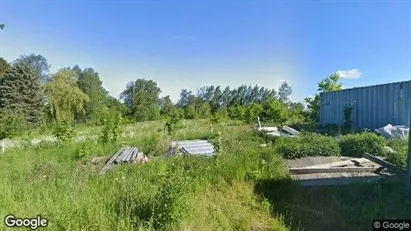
278, 81, 292, 102
228, 104, 246, 120
105, 96, 130, 116
305, 72, 343, 123
0, 62, 44, 126
287, 102, 306, 124
160, 95, 175, 117
14, 54, 51, 85
317, 72, 343, 92
0, 57, 10, 79
261, 99, 288, 124
46, 69, 90, 123
177, 89, 193, 108
76, 67, 110, 124
196, 101, 211, 119
245, 103, 263, 123
120, 79, 161, 121
184, 104, 197, 119
165, 108, 184, 135
210, 85, 222, 114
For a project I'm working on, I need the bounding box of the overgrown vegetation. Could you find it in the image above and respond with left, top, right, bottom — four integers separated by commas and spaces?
99, 113, 124, 144
342, 105, 354, 134
386, 138, 409, 169
274, 133, 341, 159
53, 121, 76, 144
339, 132, 386, 157
0, 53, 409, 231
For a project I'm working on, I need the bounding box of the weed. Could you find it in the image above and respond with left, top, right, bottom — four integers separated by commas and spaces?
99, 113, 124, 144
53, 121, 76, 144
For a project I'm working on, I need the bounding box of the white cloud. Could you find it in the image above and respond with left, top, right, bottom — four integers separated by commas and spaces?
336, 69, 362, 79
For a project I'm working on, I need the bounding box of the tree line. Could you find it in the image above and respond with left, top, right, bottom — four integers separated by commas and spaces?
0, 53, 343, 139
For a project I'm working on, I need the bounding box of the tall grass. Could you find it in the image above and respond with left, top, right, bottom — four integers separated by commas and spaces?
0, 120, 288, 230
1, 120, 409, 231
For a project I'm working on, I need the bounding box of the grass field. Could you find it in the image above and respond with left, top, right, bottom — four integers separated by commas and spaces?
0, 119, 410, 231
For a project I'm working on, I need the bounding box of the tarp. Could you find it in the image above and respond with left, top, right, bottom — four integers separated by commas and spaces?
375, 124, 409, 140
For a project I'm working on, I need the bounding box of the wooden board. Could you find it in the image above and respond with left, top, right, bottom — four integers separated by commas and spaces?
289, 166, 379, 174
301, 158, 370, 169
364, 153, 400, 172
100, 146, 127, 175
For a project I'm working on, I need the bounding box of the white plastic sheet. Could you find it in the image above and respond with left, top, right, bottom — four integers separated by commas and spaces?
375, 124, 409, 140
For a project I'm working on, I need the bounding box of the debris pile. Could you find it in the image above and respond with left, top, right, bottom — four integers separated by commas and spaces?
257, 116, 300, 137
100, 146, 147, 174
167, 140, 216, 157
287, 153, 398, 187
375, 124, 409, 140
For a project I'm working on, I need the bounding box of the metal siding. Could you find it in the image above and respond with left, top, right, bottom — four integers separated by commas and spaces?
170, 140, 216, 157
320, 80, 411, 130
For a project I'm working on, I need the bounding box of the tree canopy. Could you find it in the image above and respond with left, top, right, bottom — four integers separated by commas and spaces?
305, 72, 343, 123
14, 54, 51, 85
0, 61, 44, 126
0, 52, 348, 137
46, 69, 90, 123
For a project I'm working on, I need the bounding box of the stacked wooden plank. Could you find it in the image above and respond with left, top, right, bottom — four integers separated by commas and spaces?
287, 154, 398, 187
100, 146, 147, 174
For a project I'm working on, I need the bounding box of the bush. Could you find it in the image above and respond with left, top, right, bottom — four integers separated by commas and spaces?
73, 139, 96, 160
153, 161, 194, 229
339, 132, 386, 157
99, 113, 124, 144
53, 121, 76, 144
165, 108, 184, 135
0, 111, 28, 139
261, 100, 288, 125
386, 138, 408, 169
210, 110, 229, 124
321, 123, 341, 137
287, 121, 318, 133
274, 133, 340, 159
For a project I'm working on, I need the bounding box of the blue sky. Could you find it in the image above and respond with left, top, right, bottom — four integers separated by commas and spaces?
1, 0, 410, 103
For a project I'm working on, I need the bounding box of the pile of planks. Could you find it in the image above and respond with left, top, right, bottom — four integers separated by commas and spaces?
100, 146, 148, 174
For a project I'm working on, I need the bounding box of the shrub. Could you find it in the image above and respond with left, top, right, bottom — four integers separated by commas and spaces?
288, 121, 318, 133
0, 111, 27, 140
209, 131, 223, 153
99, 113, 123, 144
73, 139, 96, 160
210, 110, 229, 124
321, 123, 341, 137
153, 161, 194, 229
339, 132, 386, 157
165, 108, 184, 135
53, 121, 76, 144
274, 133, 340, 159
134, 132, 170, 156
386, 138, 408, 169
261, 100, 288, 125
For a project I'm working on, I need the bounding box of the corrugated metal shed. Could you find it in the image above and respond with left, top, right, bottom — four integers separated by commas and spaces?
168, 140, 216, 157
320, 80, 411, 130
